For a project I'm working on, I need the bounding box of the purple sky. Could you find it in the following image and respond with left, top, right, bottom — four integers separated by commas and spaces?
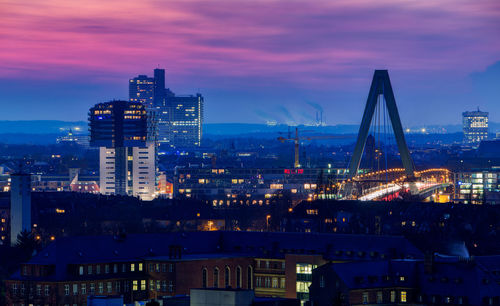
1, 0, 499, 126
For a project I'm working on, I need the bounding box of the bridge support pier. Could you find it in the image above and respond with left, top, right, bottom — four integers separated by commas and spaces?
348, 70, 415, 180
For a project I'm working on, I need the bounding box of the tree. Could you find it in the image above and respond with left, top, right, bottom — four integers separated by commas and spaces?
146, 300, 160, 306
15, 230, 39, 261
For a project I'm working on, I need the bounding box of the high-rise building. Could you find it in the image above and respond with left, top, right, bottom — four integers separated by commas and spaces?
129, 75, 154, 108
463, 109, 488, 145
129, 68, 204, 149
153, 68, 166, 107
10, 172, 31, 245
89, 100, 157, 201
129, 69, 167, 108
157, 94, 204, 148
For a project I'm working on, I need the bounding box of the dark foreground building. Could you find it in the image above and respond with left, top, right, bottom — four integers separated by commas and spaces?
309, 256, 500, 306
5, 231, 422, 305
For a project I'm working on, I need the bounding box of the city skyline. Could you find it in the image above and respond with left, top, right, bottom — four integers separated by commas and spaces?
1, 0, 499, 125
2, 1, 500, 304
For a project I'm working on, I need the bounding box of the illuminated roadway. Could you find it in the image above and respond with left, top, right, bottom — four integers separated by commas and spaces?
344, 168, 452, 201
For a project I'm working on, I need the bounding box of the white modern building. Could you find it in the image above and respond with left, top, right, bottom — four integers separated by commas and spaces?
99, 144, 156, 200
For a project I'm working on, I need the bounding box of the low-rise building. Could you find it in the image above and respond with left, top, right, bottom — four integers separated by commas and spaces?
5, 231, 422, 305
454, 169, 500, 204
309, 256, 500, 306
174, 167, 351, 205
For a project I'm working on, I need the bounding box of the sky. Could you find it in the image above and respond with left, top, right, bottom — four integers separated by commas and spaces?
0, 0, 499, 126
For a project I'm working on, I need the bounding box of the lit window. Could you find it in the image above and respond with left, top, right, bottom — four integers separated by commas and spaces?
362, 292, 369, 304
296, 279, 312, 293
132, 280, 138, 291
130, 263, 135, 272
400, 291, 407, 303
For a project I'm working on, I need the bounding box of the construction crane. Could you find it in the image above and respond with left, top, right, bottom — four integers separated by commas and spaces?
277, 127, 352, 168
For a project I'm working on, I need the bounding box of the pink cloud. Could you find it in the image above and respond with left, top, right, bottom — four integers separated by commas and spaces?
0, 0, 499, 90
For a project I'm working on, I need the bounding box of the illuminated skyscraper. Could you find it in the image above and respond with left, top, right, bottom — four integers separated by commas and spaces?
129, 75, 154, 108
129, 68, 204, 148
463, 109, 488, 145
157, 94, 204, 148
129, 69, 167, 108
89, 100, 157, 200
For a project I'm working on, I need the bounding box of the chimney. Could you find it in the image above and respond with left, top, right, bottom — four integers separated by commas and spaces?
169, 245, 182, 259
424, 252, 434, 274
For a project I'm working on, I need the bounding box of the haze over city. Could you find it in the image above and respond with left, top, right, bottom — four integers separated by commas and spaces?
1, 0, 499, 125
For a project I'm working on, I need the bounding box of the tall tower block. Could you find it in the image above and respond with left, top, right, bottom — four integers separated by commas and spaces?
10, 173, 31, 245
154, 68, 166, 107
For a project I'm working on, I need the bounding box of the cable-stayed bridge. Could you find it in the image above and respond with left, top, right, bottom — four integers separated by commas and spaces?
337, 70, 452, 201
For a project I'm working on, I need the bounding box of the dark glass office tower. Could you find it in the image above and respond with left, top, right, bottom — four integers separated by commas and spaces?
153, 68, 166, 107
129, 75, 154, 108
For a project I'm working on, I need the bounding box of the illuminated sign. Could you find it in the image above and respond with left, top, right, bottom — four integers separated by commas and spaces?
284, 169, 304, 174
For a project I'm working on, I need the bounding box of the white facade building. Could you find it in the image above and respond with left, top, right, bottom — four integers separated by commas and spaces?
99, 143, 156, 201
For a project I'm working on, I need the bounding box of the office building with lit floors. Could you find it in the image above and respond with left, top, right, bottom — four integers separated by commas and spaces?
129, 74, 155, 107
157, 93, 204, 148
89, 100, 157, 201
129, 68, 168, 108
129, 68, 204, 148
463, 109, 489, 145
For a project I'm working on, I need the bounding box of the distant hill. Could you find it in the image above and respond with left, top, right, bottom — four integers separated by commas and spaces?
0, 120, 498, 145
0, 120, 87, 134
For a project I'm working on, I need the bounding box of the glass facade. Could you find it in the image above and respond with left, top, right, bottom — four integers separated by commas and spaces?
454, 170, 500, 204
129, 75, 154, 108
463, 110, 488, 145
296, 263, 317, 303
